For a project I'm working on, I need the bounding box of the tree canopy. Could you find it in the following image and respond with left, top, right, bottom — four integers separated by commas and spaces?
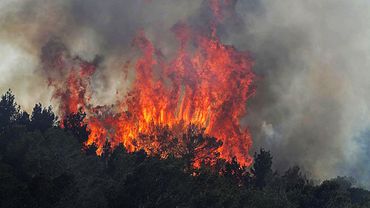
0, 90, 369, 208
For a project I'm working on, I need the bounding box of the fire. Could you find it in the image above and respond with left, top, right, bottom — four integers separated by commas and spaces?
43, 0, 255, 167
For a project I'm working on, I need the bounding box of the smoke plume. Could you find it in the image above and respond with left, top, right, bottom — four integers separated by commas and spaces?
234, 0, 370, 186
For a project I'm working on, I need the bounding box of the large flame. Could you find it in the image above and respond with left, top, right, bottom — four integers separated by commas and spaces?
43, 0, 255, 167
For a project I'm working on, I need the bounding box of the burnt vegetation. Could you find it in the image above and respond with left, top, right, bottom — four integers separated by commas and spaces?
0, 90, 369, 208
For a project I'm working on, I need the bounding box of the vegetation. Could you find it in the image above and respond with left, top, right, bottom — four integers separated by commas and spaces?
0, 89, 369, 208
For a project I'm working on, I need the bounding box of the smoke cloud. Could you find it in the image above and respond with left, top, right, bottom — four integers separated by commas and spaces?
234, 0, 370, 187
0, 0, 369, 187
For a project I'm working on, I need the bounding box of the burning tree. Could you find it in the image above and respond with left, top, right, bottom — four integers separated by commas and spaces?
40, 0, 255, 167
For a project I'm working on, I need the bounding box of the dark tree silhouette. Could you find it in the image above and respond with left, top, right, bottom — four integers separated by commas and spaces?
1, 90, 370, 208
222, 157, 250, 186
283, 166, 309, 191
62, 109, 89, 143
312, 178, 353, 208
83, 143, 98, 156
251, 148, 273, 189
101, 139, 112, 161
29, 103, 57, 132
0, 89, 20, 131
17, 112, 30, 126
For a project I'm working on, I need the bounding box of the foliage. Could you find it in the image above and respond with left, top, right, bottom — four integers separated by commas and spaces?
62, 109, 89, 144
0, 89, 21, 131
0, 91, 369, 208
30, 103, 57, 132
251, 148, 273, 189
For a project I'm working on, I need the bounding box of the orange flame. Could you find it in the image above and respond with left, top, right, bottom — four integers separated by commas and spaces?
46, 0, 255, 167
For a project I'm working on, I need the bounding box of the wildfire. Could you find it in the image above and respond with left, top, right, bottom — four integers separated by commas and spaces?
43, 0, 255, 167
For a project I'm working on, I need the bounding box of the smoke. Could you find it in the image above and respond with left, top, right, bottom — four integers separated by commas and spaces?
0, 0, 204, 110
1, 0, 370, 186
232, 0, 370, 186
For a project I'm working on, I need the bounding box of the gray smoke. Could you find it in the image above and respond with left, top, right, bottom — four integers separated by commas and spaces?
0, 0, 370, 187
233, 0, 370, 187
0, 0, 205, 110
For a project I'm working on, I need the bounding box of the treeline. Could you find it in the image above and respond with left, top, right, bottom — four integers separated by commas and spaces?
0, 89, 370, 208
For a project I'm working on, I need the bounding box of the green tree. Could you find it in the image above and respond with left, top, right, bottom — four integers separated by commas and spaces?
17, 111, 30, 126
311, 177, 353, 208
30, 103, 57, 132
251, 149, 273, 189
0, 90, 20, 131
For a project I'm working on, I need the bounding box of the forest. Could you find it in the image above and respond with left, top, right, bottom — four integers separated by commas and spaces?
1, 89, 370, 208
